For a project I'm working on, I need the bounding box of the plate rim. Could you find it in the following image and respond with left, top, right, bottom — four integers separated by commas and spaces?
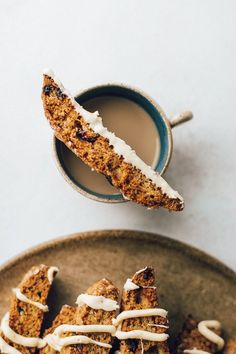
0, 229, 235, 282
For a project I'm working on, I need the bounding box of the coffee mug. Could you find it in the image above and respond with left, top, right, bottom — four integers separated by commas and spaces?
53, 83, 193, 203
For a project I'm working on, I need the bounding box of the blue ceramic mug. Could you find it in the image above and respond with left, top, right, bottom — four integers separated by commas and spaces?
53, 83, 193, 203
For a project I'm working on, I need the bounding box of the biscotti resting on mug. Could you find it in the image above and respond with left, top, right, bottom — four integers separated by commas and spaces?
42, 70, 184, 211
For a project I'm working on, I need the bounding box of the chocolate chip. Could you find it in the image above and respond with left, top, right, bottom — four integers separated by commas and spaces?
76, 130, 98, 143
75, 121, 98, 143
72, 344, 83, 350
75, 121, 83, 129
126, 339, 138, 352
56, 88, 65, 99
43, 85, 53, 95
17, 306, 24, 315
135, 288, 142, 304
143, 268, 152, 279
105, 175, 113, 186
107, 162, 113, 171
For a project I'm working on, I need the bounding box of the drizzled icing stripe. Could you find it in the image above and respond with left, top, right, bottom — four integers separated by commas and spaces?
43, 69, 184, 204
52, 324, 116, 336
135, 267, 148, 275
0, 336, 21, 354
1, 313, 46, 349
148, 324, 169, 329
47, 266, 59, 284
12, 288, 49, 312
44, 334, 112, 351
115, 324, 168, 342
123, 278, 156, 291
112, 308, 167, 327
142, 286, 156, 289
113, 308, 168, 342
124, 279, 140, 291
184, 350, 211, 354
184, 320, 224, 354
76, 294, 119, 311
198, 320, 224, 350
44, 324, 116, 351
141, 339, 144, 354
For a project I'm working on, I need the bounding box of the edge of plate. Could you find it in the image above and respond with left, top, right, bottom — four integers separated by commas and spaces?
0, 229, 235, 282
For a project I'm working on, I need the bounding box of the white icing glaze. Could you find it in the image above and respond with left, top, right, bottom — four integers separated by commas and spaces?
44, 324, 115, 351
76, 294, 119, 311
43, 69, 184, 204
12, 288, 49, 312
115, 324, 168, 342
53, 324, 116, 336
135, 267, 148, 275
123, 278, 156, 291
47, 266, 59, 284
123, 279, 140, 291
112, 308, 167, 327
143, 286, 156, 289
148, 324, 169, 329
44, 334, 111, 351
0, 336, 22, 354
113, 308, 168, 343
141, 339, 144, 354
184, 349, 210, 354
1, 312, 46, 349
198, 320, 224, 350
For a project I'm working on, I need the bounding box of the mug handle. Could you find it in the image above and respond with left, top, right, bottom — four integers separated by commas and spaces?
168, 110, 193, 128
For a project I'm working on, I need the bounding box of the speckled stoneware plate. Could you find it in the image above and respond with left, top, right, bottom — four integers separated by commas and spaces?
0, 230, 235, 346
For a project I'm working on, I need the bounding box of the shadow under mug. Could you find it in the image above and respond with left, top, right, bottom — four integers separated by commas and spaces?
53, 83, 193, 203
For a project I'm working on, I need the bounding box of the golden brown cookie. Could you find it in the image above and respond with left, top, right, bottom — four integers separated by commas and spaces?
45, 278, 119, 354
40, 305, 76, 354
117, 267, 170, 354
0, 264, 58, 354
41, 70, 184, 211
176, 315, 222, 354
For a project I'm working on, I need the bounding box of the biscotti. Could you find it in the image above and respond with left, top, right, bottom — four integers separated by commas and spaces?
0, 264, 58, 354
41, 70, 184, 211
0, 265, 228, 354
40, 305, 76, 354
42, 278, 119, 354
176, 315, 224, 354
116, 267, 170, 354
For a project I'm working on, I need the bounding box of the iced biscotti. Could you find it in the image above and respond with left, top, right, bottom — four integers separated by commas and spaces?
115, 267, 170, 353
42, 70, 184, 211
0, 264, 58, 354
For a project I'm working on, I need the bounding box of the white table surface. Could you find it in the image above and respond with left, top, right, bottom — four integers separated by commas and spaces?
1, 0, 236, 271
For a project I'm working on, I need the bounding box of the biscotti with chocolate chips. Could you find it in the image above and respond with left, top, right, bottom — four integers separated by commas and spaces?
176, 315, 223, 354
60, 278, 119, 354
40, 305, 76, 354
0, 264, 58, 354
116, 267, 170, 354
41, 70, 184, 211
